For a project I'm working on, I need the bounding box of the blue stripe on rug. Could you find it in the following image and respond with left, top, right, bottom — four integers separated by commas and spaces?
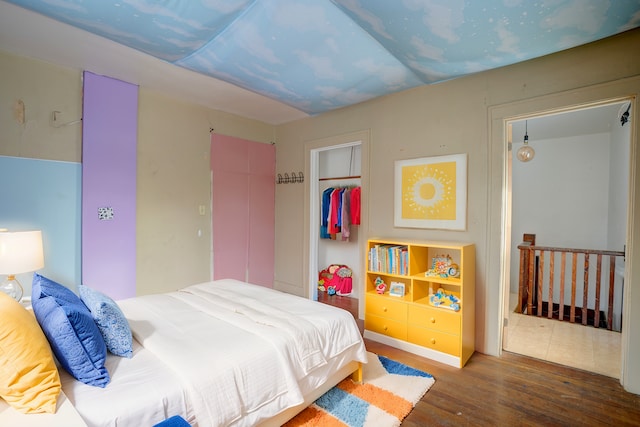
378, 355, 433, 378
314, 386, 368, 426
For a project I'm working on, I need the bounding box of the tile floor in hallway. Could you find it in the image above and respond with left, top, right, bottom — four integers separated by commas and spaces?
505, 294, 622, 379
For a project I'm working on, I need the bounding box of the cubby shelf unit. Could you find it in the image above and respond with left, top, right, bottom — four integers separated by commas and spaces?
364, 238, 475, 368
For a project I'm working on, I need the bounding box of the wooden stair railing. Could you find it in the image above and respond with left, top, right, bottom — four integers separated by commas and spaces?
516, 234, 624, 331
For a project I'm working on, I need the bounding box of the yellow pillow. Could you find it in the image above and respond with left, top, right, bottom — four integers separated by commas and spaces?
0, 292, 61, 413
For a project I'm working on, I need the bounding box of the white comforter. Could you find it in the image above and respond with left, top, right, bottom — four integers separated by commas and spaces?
118, 279, 366, 427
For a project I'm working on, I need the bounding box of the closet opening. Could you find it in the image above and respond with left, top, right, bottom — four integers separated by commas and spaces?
307, 132, 369, 332
317, 146, 361, 321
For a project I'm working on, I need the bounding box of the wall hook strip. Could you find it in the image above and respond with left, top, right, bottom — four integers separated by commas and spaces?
276, 171, 304, 184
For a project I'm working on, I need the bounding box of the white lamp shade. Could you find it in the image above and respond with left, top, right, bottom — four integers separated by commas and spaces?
0, 230, 44, 274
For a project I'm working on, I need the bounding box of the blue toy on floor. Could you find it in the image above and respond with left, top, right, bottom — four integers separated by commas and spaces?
153, 415, 190, 427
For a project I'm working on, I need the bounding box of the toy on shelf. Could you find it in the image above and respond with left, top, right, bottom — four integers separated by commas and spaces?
424, 254, 460, 279
389, 281, 405, 297
375, 276, 386, 294
429, 288, 461, 311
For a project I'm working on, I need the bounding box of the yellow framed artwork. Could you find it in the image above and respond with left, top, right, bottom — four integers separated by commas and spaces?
394, 153, 467, 230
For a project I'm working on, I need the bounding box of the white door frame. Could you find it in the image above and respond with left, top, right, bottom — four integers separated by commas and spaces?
502, 100, 632, 347
488, 85, 637, 392
304, 130, 370, 317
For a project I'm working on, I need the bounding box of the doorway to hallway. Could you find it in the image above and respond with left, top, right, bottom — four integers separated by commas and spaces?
502, 100, 632, 378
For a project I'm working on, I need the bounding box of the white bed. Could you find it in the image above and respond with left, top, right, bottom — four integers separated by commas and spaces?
1, 279, 366, 427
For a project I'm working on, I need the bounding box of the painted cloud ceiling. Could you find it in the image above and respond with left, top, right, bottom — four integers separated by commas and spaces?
6, 0, 640, 115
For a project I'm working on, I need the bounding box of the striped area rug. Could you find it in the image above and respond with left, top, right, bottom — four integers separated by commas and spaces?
284, 352, 434, 427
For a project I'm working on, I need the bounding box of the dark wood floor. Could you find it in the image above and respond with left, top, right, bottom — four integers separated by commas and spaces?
318, 293, 640, 426
366, 339, 640, 426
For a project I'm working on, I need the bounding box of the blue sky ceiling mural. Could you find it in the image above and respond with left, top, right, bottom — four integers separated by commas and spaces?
6, 0, 640, 115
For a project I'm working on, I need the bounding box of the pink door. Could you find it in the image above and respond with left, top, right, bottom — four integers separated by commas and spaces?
211, 135, 275, 287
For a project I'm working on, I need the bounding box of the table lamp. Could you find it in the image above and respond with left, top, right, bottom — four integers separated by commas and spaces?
0, 230, 44, 301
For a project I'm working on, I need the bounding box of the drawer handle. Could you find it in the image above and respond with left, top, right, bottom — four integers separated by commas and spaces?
383, 325, 388, 331
383, 307, 388, 312
430, 317, 436, 323
430, 338, 436, 344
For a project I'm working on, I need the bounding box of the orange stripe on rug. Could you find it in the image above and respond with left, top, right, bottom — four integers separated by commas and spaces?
282, 406, 347, 427
336, 379, 413, 419
284, 352, 434, 427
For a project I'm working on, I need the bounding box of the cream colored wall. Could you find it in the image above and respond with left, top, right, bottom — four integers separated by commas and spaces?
136, 90, 274, 295
0, 49, 275, 297
0, 50, 81, 162
274, 29, 640, 393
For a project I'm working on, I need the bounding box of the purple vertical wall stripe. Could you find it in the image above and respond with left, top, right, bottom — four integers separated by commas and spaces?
82, 72, 138, 299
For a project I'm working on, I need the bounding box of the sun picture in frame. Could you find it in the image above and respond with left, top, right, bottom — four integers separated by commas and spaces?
394, 153, 467, 230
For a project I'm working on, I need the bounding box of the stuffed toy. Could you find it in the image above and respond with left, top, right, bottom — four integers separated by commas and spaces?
317, 264, 353, 296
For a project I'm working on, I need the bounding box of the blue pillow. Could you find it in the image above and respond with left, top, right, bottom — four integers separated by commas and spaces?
31, 274, 110, 388
79, 285, 133, 358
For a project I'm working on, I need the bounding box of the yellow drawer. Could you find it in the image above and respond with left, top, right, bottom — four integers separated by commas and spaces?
408, 326, 460, 356
365, 296, 407, 322
408, 304, 460, 335
365, 314, 407, 340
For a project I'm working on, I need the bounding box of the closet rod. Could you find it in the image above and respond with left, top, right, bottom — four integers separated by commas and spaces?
319, 175, 361, 181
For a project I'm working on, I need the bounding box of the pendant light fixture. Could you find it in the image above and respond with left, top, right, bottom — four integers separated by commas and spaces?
516, 120, 535, 162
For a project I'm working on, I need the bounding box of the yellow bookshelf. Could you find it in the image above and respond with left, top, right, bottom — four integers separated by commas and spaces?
364, 238, 475, 368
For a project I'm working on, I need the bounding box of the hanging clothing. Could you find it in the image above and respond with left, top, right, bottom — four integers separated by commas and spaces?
328, 188, 342, 235
320, 185, 361, 239
350, 186, 361, 225
320, 187, 333, 239
341, 188, 351, 241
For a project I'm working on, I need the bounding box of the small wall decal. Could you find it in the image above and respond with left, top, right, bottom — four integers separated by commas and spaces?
98, 207, 114, 220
